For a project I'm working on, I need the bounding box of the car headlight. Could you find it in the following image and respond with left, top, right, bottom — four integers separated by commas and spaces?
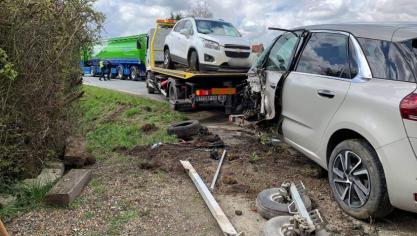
202, 39, 220, 50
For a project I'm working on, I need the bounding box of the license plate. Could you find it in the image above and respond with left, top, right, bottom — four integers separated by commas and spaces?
195, 95, 226, 102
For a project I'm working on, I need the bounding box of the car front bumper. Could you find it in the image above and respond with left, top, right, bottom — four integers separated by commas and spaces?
198, 46, 253, 72
376, 137, 417, 213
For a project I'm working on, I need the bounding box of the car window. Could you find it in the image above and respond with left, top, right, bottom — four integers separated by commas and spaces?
349, 38, 359, 78
265, 32, 298, 71
358, 38, 415, 82
195, 20, 241, 37
296, 33, 350, 79
183, 20, 193, 35
174, 21, 185, 32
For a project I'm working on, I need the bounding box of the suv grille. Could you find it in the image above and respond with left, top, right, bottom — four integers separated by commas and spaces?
225, 51, 250, 58
224, 44, 251, 50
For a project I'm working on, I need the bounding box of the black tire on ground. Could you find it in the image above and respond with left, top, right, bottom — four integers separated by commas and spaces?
167, 120, 202, 139
130, 66, 139, 81
256, 188, 312, 220
188, 50, 199, 71
146, 72, 156, 94
163, 48, 174, 69
117, 66, 125, 80
328, 139, 393, 220
260, 216, 291, 236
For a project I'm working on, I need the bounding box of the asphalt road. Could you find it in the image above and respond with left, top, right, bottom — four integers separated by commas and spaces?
83, 76, 163, 101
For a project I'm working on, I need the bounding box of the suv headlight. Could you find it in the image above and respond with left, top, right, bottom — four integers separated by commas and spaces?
202, 39, 220, 50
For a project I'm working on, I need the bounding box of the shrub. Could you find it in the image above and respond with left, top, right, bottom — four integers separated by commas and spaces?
0, 0, 103, 185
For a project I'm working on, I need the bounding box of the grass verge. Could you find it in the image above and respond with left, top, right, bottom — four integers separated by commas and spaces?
80, 85, 186, 158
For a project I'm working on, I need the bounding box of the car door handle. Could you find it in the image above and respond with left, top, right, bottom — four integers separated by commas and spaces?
317, 89, 335, 98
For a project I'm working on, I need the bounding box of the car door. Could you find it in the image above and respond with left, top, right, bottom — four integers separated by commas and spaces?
169, 20, 185, 58
281, 32, 352, 159
262, 32, 300, 119
177, 20, 193, 61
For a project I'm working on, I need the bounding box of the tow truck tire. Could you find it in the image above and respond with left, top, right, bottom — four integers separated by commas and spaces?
163, 48, 174, 69
146, 73, 156, 94
256, 188, 312, 219
167, 120, 201, 139
189, 50, 199, 71
130, 66, 139, 81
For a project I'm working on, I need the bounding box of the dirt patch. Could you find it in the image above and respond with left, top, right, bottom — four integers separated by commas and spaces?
104, 104, 130, 122
140, 123, 158, 134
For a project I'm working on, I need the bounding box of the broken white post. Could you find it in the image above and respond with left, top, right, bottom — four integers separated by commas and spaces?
210, 149, 226, 191
180, 160, 239, 236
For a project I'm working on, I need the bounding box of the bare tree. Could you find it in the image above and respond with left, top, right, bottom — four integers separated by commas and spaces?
188, 0, 213, 18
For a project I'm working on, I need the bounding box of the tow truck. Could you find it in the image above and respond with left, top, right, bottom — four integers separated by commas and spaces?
144, 19, 249, 114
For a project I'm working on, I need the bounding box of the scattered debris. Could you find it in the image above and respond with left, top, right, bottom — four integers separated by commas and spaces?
142, 106, 152, 112
210, 150, 227, 191
167, 120, 202, 139
235, 210, 243, 216
180, 160, 240, 236
223, 176, 238, 185
140, 123, 158, 133
45, 169, 92, 206
209, 150, 220, 160
64, 136, 96, 168
151, 142, 163, 150
0, 195, 16, 209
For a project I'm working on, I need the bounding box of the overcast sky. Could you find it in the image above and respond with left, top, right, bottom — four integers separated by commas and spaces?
94, 0, 417, 44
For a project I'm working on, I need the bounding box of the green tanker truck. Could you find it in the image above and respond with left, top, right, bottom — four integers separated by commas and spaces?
82, 34, 147, 80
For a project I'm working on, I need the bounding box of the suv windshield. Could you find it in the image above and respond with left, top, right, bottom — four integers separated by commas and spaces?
195, 20, 241, 37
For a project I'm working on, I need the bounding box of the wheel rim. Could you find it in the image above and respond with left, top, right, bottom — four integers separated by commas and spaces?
331, 150, 371, 208
118, 67, 123, 77
131, 67, 137, 79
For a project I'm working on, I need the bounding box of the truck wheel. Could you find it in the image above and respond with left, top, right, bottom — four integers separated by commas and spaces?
328, 139, 393, 220
189, 50, 199, 71
146, 73, 156, 94
169, 81, 178, 110
130, 66, 139, 81
163, 48, 174, 69
117, 66, 125, 80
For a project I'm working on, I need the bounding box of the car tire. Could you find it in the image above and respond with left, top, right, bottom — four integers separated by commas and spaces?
260, 216, 292, 236
163, 48, 174, 69
146, 73, 156, 94
328, 139, 393, 220
189, 50, 199, 71
167, 120, 201, 139
130, 66, 139, 81
117, 66, 125, 80
256, 188, 312, 220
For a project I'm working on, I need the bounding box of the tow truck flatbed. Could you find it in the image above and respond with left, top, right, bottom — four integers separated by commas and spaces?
149, 66, 247, 80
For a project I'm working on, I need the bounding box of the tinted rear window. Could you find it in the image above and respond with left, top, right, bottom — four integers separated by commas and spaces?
357, 38, 415, 82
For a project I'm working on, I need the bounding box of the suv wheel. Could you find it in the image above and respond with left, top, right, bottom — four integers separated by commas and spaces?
163, 48, 174, 69
189, 50, 199, 71
328, 139, 393, 220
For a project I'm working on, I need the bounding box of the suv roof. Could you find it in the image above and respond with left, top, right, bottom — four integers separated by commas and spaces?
297, 23, 417, 42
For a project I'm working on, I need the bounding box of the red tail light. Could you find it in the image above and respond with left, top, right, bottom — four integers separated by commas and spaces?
400, 93, 417, 121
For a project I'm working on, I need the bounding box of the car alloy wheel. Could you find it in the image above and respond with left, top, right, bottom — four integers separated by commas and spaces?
331, 150, 371, 208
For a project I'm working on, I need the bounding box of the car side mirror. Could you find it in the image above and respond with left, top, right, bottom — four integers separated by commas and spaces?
136, 40, 142, 49
180, 28, 189, 36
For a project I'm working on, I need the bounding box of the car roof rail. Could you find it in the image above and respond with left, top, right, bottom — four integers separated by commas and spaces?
268, 27, 308, 37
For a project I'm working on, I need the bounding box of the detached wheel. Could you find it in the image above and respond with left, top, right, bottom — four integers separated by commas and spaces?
256, 188, 312, 219
328, 139, 393, 220
130, 66, 139, 81
167, 120, 201, 139
163, 48, 174, 69
188, 50, 199, 71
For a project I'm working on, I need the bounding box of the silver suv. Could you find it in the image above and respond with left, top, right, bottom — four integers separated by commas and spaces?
246, 23, 417, 219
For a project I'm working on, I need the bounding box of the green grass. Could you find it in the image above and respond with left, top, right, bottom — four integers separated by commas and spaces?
80, 86, 186, 156
107, 210, 139, 235
0, 182, 54, 221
